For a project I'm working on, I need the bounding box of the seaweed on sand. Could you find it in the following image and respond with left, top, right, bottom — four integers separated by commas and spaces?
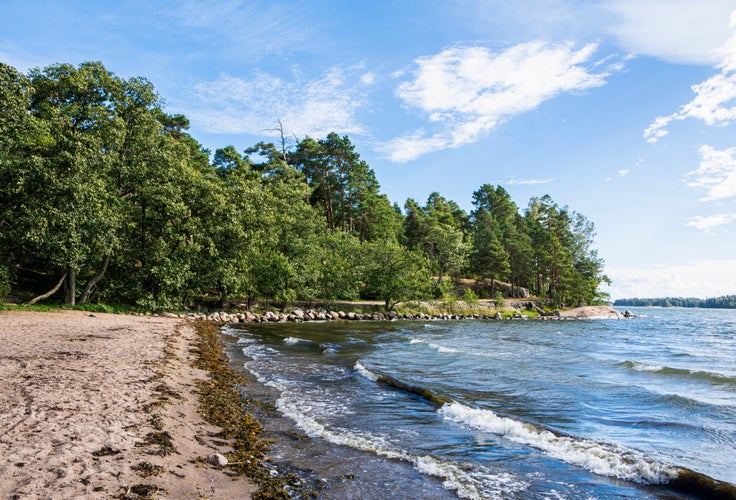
193, 321, 308, 499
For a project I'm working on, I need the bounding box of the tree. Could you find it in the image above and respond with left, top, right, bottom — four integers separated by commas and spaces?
213, 145, 251, 178
471, 208, 510, 293
0, 62, 48, 297
402, 193, 470, 285
523, 195, 607, 306
292, 133, 393, 241
312, 232, 362, 304
471, 185, 531, 295
360, 242, 432, 311
21, 61, 126, 305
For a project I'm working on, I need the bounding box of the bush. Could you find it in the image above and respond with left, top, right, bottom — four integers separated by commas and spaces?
0, 265, 13, 297
494, 291, 504, 308
461, 288, 479, 308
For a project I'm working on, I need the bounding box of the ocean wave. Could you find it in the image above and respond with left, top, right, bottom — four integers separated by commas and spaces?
354, 361, 379, 382
283, 336, 312, 345
275, 391, 527, 499
409, 338, 462, 354
438, 402, 678, 485
620, 361, 736, 385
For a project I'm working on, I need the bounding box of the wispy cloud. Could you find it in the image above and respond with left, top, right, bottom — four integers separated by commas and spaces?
188, 66, 369, 139
644, 8, 736, 143
501, 177, 555, 185
686, 144, 736, 201
605, 0, 736, 65
683, 144, 736, 232
164, 0, 319, 58
685, 213, 736, 231
603, 259, 736, 299
379, 41, 612, 162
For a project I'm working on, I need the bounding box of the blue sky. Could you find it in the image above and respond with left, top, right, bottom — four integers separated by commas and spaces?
2, 0, 736, 299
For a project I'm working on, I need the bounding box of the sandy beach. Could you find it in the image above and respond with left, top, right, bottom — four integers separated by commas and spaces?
0, 310, 256, 499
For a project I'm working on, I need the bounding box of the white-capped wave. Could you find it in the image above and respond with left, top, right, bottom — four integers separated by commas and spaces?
284, 336, 311, 345
276, 391, 527, 499
429, 342, 461, 354
627, 361, 664, 372
415, 456, 527, 500
354, 361, 379, 382
439, 402, 678, 485
410, 338, 461, 354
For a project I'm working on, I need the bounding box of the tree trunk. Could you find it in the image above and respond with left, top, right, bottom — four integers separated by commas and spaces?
65, 268, 76, 306
26, 271, 68, 305
79, 255, 110, 304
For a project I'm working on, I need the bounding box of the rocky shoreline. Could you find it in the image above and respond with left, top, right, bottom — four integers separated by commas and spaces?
144, 305, 629, 324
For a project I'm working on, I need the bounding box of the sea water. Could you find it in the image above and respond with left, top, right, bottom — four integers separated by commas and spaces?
223, 307, 736, 499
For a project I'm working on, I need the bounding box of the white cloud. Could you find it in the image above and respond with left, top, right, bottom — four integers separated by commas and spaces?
644, 7, 736, 142
644, 73, 736, 142
685, 213, 736, 231
380, 41, 611, 162
361, 72, 376, 85
503, 178, 555, 185
686, 145, 736, 201
603, 259, 736, 299
605, 0, 736, 65
618, 169, 630, 176
188, 66, 368, 139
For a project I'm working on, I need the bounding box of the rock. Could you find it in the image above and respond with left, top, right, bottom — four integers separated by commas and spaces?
557, 306, 625, 319
207, 453, 228, 468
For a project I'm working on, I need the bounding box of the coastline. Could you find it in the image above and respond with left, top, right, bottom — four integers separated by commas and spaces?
0, 310, 257, 499
181, 304, 627, 324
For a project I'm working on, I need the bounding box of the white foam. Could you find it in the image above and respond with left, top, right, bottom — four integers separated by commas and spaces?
284, 336, 311, 345
411, 338, 461, 354
439, 402, 678, 485
277, 391, 528, 499
276, 391, 410, 462
629, 361, 664, 372
429, 342, 461, 354
354, 361, 379, 382
415, 456, 527, 500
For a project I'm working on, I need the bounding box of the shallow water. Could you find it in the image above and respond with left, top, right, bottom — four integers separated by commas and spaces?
223, 307, 736, 499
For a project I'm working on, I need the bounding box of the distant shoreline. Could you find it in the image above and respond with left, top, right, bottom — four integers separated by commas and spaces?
614, 295, 736, 309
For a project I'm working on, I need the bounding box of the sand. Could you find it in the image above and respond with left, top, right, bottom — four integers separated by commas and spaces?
0, 310, 256, 499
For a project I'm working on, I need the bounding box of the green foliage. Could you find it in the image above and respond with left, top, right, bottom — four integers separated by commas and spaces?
360, 242, 432, 311
461, 288, 479, 308
493, 291, 505, 308
403, 194, 470, 283
0, 265, 12, 297
614, 296, 736, 309
0, 59, 612, 310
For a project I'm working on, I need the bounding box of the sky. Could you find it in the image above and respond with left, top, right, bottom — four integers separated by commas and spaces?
2, 0, 736, 300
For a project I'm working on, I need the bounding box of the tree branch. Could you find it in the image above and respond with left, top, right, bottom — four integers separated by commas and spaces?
26, 271, 68, 305
79, 255, 110, 304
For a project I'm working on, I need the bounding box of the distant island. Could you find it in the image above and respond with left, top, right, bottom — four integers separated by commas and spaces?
614, 295, 736, 309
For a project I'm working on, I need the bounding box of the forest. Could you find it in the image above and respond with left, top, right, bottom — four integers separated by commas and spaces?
0, 61, 610, 311
614, 296, 736, 309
